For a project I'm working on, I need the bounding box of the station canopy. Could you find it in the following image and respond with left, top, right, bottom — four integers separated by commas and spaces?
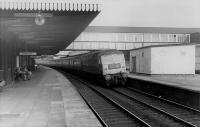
0, 0, 101, 55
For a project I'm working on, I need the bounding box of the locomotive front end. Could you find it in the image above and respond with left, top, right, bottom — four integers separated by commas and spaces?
101, 51, 127, 87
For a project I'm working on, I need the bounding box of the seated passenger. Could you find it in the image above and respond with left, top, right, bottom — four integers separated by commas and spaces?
24, 67, 32, 80
27, 70, 32, 80
15, 67, 31, 81
15, 67, 23, 80
0, 80, 5, 87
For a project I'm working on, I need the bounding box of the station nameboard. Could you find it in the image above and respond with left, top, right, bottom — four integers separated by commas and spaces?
14, 13, 53, 18
19, 52, 37, 56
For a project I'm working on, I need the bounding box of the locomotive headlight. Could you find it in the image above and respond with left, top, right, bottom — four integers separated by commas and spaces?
105, 75, 111, 80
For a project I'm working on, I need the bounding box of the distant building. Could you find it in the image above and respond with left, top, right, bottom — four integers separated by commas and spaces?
66, 26, 192, 51
129, 44, 195, 75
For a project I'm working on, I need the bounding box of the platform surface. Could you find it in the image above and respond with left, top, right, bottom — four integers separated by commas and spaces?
128, 74, 200, 92
0, 66, 102, 127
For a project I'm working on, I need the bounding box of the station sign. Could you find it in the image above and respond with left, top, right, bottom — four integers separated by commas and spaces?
14, 13, 53, 18
19, 52, 37, 56
30, 56, 39, 58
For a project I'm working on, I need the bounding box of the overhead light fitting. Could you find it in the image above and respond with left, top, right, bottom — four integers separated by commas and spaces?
35, 12, 45, 26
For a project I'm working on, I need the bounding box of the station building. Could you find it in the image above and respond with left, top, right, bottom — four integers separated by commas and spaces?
129, 44, 196, 74
1, 1, 200, 127
1, 0, 200, 85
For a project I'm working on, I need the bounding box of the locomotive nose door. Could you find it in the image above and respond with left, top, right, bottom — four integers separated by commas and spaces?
98, 59, 103, 74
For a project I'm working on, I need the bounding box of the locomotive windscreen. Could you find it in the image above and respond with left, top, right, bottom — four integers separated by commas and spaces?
101, 53, 126, 72
101, 54, 125, 64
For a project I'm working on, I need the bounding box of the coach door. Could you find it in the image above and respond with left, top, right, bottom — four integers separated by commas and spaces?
131, 56, 136, 73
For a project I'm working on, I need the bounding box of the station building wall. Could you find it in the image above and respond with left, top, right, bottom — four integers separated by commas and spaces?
0, 32, 27, 85
196, 45, 200, 73
130, 48, 151, 74
0, 36, 16, 83
190, 33, 200, 73
130, 45, 195, 75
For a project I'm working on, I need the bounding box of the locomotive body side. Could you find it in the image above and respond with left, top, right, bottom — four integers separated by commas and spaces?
81, 52, 102, 75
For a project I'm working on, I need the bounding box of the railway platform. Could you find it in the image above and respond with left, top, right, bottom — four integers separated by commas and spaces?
0, 66, 102, 127
128, 74, 200, 92
128, 74, 200, 109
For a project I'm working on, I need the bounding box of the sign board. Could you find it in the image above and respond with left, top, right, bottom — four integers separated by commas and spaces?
30, 56, 39, 58
19, 52, 37, 56
14, 13, 53, 18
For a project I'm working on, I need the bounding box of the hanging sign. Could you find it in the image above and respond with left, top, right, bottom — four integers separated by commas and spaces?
19, 52, 37, 56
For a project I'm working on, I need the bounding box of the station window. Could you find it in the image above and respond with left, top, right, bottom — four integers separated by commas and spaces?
186, 35, 190, 43
152, 33, 160, 42
144, 34, 151, 42
160, 34, 168, 42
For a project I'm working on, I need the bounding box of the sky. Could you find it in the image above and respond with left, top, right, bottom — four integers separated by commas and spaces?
89, 0, 200, 28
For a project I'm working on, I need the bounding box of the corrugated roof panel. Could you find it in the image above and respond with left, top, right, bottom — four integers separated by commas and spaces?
0, 0, 101, 12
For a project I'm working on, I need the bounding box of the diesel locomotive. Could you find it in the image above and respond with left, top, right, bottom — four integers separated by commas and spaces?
37, 50, 127, 87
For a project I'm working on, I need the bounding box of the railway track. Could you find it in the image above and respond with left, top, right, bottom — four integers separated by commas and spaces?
66, 75, 150, 127
64, 73, 199, 127
114, 87, 200, 127
98, 89, 196, 127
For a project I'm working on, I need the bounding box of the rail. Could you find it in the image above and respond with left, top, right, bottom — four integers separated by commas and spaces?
124, 87, 200, 126
113, 88, 197, 127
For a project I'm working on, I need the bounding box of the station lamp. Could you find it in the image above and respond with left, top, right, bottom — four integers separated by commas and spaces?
35, 12, 45, 26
